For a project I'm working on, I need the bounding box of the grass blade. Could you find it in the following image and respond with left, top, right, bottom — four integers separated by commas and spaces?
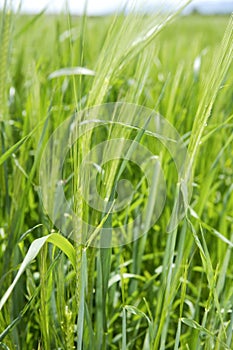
48, 67, 95, 79
0, 233, 75, 310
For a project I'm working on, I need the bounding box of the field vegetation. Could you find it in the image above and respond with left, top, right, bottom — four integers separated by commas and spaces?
0, 1, 233, 349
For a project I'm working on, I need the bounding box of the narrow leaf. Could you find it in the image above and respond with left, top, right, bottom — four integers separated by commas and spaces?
48, 67, 95, 80
0, 233, 75, 310
0, 136, 28, 166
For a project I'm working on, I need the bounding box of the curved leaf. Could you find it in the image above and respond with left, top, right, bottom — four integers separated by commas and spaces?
48, 66, 95, 79
0, 233, 75, 310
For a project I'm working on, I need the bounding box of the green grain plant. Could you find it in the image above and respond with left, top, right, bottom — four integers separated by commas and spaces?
0, 0, 233, 349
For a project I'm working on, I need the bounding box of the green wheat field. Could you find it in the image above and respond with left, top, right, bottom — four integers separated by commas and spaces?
0, 1, 233, 349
